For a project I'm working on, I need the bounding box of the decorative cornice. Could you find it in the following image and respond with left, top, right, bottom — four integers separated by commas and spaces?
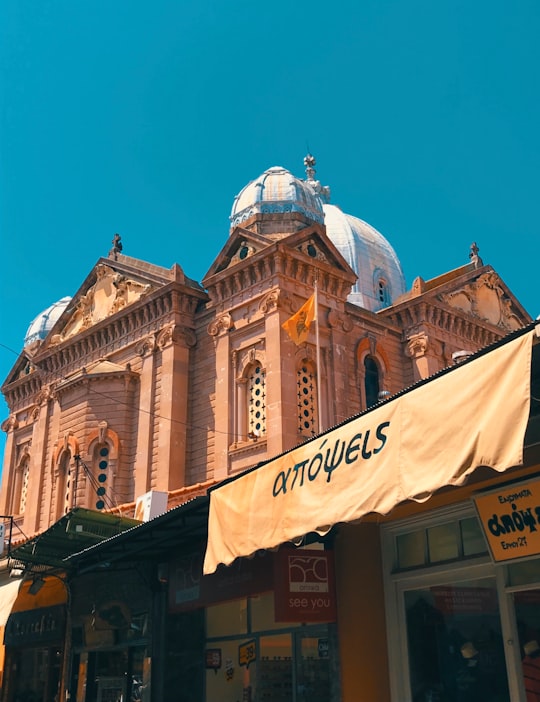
208, 312, 235, 337
328, 309, 353, 332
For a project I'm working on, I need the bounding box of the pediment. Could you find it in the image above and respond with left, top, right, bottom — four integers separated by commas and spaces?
43, 260, 158, 347
437, 270, 531, 331
56, 359, 137, 393
2, 350, 38, 387
203, 228, 272, 279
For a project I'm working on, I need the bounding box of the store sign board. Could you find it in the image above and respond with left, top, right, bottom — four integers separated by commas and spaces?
474, 479, 540, 562
169, 550, 273, 612
274, 549, 337, 623
205, 331, 533, 574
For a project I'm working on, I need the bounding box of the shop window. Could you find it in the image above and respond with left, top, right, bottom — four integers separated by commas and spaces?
396, 517, 488, 570
251, 592, 300, 632
364, 356, 380, 408
427, 523, 459, 563
248, 363, 266, 437
397, 530, 426, 569
404, 578, 509, 702
297, 361, 318, 436
460, 517, 487, 557
206, 599, 248, 637
508, 559, 540, 588
205, 595, 331, 702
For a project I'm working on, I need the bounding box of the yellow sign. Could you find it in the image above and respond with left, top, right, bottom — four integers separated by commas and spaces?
474, 479, 540, 562
238, 639, 256, 667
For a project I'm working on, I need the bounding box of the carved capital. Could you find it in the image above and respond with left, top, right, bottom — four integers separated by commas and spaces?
2, 415, 19, 432
259, 290, 280, 314
405, 332, 429, 358
208, 313, 234, 337
136, 333, 157, 357
327, 309, 353, 332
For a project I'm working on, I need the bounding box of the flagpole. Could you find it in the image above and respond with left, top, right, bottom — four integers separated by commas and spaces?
314, 277, 322, 433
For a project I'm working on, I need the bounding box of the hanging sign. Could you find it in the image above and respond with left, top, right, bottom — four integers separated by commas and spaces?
274, 548, 337, 622
473, 478, 540, 562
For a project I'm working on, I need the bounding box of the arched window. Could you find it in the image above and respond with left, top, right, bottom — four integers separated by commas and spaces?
18, 460, 30, 515
374, 270, 391, 308
297, 361, 318, 436
56, 450, 72, 518
92, 443, 112, 511
11, 453, 30, 516
247, 363, 266, 438
364, 356, 380, 408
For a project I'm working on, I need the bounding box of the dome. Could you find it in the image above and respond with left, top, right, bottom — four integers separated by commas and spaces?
230, 166, 325, 229
24, 296, 71, 346
323, 204, 406, 311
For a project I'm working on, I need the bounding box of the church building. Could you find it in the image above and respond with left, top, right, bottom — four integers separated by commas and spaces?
0, 156, 533, 702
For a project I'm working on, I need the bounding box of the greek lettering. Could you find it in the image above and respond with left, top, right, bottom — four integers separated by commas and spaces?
361, 430, 372, 459
308, 453, 323, 481
374, 421, 390, 454
291, 460, 308, 489
324, 439, 345, 482
511, 503, 525, 532
273, 468, 291, 496
345, 434, 362, 464
488, 514, 504, 537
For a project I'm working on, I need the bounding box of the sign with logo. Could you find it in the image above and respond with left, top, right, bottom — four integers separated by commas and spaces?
238, 639, 256, 667
274, 548, 337, 623
474, 479, 540, 562
205, 648, 222, 670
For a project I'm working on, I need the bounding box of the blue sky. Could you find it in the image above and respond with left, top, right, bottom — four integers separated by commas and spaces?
1, 0, 538, 467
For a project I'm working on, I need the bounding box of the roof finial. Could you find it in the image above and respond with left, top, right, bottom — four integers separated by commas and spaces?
304, 152, 316, 181
109, 233, 123, 260
303, 153, 331, 203
469, 242, 483, 269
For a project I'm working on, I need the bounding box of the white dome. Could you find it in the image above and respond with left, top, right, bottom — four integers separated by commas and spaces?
323, 204, 406, 311
230, 166, 325, 228
230, 158, 406, 312
24, 296, 71, 346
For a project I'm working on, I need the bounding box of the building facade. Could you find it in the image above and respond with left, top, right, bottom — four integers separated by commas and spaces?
0, 156, 533, 702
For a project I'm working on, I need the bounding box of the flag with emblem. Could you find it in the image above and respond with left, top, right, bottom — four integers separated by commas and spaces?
282, 293, 316, 345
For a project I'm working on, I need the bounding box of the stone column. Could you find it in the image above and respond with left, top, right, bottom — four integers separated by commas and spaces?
26, 387, 54, 533
208, 313, 234, 481
0, 416, 18, 514
154, 324, 195, 492
133, 334, 157, 499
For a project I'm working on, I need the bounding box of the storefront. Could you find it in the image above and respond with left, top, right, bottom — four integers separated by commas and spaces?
2, 576, 67, 702
381, 473, 540, 702
68, 570, 152, 702
168, 545, 339, 702
203, 325, 540, 702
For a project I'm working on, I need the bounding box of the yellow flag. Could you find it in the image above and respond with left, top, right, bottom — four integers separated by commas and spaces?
282, 293, 316, 345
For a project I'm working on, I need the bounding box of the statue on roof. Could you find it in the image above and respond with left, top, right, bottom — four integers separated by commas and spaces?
469, 242, 483, 269
109, 233, 123, 259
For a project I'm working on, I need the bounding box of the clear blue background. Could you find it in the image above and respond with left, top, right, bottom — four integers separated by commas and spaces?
1, 0, 538, 472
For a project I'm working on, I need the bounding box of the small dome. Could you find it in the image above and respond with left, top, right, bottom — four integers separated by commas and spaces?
24, 296, 71, 346
230, 166, 325, 229
323, 204, 406, 311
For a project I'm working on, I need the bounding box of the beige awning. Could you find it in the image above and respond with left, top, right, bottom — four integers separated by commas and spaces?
204, 329, 534, 574
0, 577, 22, 628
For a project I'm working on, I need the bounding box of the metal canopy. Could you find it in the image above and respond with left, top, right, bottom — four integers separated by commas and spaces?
65, 496, 209, 571
9, 507, 139, 573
